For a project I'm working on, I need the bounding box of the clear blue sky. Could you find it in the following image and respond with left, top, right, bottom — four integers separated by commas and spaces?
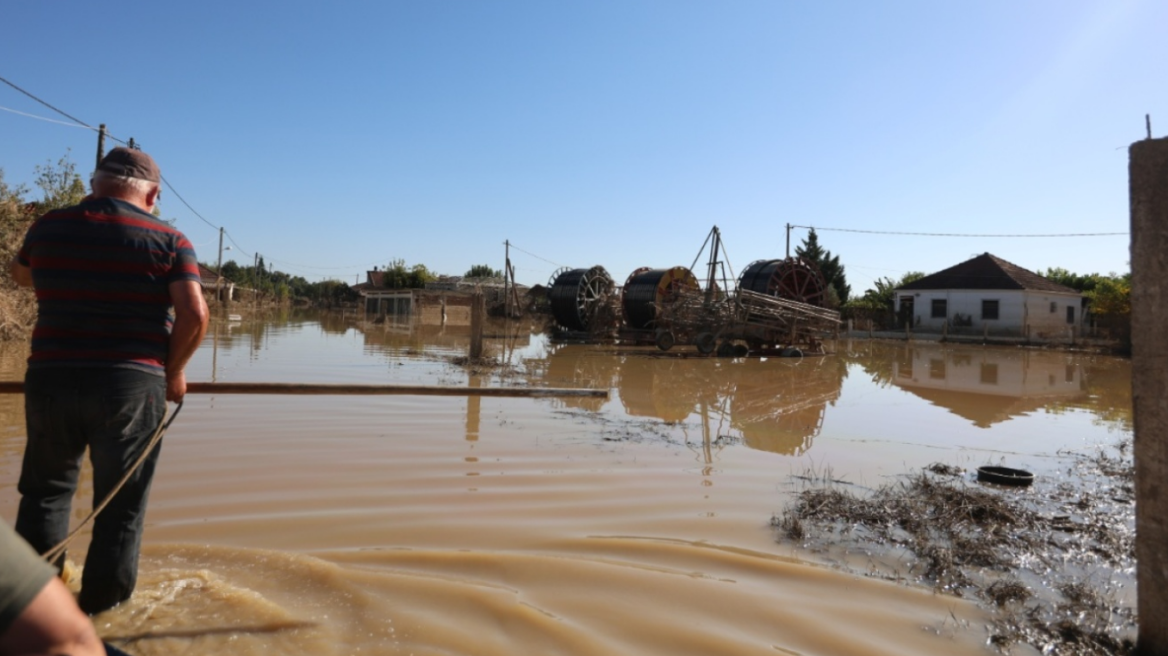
3, 1, 1163, 293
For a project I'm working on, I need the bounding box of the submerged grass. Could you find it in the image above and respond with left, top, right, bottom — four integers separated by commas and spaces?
773, 442, 1136, 655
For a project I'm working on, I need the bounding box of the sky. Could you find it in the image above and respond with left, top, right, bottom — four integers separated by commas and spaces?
2, 1, 1164, 293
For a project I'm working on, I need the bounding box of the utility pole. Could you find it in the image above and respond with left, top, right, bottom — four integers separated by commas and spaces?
1130, 134, 1168, 655
785, 223, 792, 259
504, 240, 511, 317
254, 252, 259, 309
216, 227, 225, 301
95, 124, 106, 170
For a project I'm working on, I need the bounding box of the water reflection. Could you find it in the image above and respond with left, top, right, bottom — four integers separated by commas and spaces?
889, 346, 1086, 428
727, 356, 847, 455
535, 346, 848, 456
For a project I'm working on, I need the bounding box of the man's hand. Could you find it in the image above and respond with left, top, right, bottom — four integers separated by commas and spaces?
166, 279, 209, 402
166, 370, 187, 403
8, 256, 33, 288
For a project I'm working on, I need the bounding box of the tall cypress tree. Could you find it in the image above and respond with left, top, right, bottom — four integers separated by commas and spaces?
795, 228, 850, 305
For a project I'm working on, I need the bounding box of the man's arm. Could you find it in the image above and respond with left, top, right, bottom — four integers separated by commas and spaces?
0, 576, 105, 656
7, 256, 32, 288
166, 279, 210, 402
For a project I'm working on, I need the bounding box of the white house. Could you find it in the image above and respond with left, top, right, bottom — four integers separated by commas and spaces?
894, 253, 1083, 338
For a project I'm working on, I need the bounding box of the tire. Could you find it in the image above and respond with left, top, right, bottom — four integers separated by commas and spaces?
655, 330, 675, 352
695, 332, 716, 355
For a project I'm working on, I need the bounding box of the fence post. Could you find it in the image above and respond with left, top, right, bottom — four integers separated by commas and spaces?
1130, 134, 1168, 655
469, 292, 485, 359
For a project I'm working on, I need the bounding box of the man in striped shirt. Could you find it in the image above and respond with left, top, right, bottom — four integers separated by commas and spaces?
7, 147, 209, 615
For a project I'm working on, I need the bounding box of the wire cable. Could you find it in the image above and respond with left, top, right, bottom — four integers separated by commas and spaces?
791, 225, 1127, 238
0, 74, 93, 129
506, 242, 565, 269
0, 104, 93, 129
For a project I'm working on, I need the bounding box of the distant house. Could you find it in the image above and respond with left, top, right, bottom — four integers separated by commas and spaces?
353, 268, 529, 325
894, 253, 1082, 338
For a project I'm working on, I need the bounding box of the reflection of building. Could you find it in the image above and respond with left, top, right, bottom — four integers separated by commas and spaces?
892, 345, 1085, 427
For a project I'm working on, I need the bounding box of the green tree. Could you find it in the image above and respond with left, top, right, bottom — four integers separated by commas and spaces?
795, 229, 850, 304
1041, 267, 1099, 293
381, 259, 437, 289
846, 271, 925, 311
465, 264, 502, 278
34, 153, 87, 211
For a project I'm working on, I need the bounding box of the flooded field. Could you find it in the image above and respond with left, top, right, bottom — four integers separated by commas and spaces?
0, 311, 1133, 655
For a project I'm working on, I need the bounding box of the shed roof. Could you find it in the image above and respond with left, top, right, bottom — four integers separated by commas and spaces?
897, 253, 1078, 294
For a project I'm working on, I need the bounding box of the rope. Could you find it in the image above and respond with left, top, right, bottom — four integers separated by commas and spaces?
41, 402, 184, 563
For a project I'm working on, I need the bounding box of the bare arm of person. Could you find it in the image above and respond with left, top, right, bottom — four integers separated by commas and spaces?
0, 576, 105, 656
7, 257, 32, 288
166, 279, 210, 403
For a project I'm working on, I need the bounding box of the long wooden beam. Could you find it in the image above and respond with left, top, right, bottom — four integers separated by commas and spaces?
0, 381, 607, 399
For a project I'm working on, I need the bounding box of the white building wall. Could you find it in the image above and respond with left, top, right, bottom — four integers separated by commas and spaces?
1022, 292, 1083, 337
895, 289, 1082, 336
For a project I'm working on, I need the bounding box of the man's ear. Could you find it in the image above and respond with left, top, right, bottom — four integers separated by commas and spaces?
147, 185, 161, 211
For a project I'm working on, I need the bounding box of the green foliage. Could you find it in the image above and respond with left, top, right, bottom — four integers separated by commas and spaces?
381, 258, 436, 289
845, 271, 925, 311
1041, 267, 1130, 319
465, 264, 502, 278
796, 229, 850, 304
1041, 267, 1099, 293
1085, 274, 1130, 318
33, 153, 87, 212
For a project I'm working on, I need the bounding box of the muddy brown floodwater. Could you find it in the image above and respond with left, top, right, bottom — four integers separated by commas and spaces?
0, 311, 1133, 656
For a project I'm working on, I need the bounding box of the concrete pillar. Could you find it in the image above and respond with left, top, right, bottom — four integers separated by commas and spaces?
1130, 136, 1168, 655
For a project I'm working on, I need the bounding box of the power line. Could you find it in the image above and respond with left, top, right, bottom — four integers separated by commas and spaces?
160, 176, 217, 230
0, 74, 93, 129
792, 225, 1127, 238
223, 231, 252, 259
0, 104, 93, 129
506, 242, 565, 268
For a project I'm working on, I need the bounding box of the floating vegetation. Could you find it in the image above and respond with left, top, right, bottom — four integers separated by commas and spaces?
773, 444, 1137, 655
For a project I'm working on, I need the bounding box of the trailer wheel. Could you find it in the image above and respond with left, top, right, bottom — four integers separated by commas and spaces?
655, 329, 675, 352
716, 340, 735, 358
695, 332, 716, 355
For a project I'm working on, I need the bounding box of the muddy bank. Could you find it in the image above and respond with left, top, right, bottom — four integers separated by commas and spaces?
774, 439, 1136, 654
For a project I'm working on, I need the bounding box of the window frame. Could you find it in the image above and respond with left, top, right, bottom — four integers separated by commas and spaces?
981, 299, 1000, 321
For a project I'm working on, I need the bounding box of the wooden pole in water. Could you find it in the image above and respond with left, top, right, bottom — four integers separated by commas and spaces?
1130, 134, 1168, 656
469, 292, 485, 359
0, 381, 608, 398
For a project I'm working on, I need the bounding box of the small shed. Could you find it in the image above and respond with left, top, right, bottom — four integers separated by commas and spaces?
894, 253, 1082, 338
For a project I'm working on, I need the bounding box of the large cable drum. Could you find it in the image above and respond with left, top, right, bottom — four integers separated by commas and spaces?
547, 266, 615, 331
621, 266, 700, 330
737, 257, 828, 306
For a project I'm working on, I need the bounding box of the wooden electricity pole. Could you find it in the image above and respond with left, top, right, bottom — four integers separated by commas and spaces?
95, 124, 106, 169
1130, 132, 1168, 656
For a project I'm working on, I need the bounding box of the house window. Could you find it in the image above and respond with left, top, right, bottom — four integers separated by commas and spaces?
1066, 306, 1075, 324
931, 299, 947, 319
929, 359, 946, 379
1050, 301, 1057, 313
982, 299, 999, 320
980, 363, 998, 385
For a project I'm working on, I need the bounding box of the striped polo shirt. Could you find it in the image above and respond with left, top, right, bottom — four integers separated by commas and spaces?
16, 197, 202, 375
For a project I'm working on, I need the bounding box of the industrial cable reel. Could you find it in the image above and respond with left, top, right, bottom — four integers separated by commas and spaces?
621, 266, 701, 330
547, 266, 615, 332
736, 257, 828, 306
